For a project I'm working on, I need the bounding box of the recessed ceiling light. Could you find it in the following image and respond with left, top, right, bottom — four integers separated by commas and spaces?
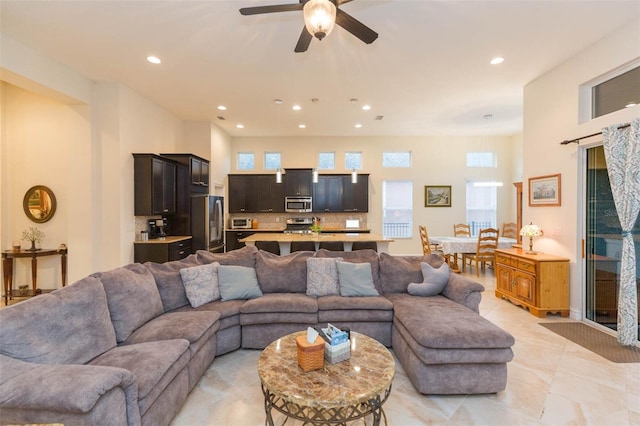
355, 124, 362, 128
217, 105, 227, 111
490, 57, 504, 65
350, 98, 358, 103
292, 105, 302, 111
146, 56, 161, 64
298, 124, 306, 129
362, 105, 371, 111
274, 99, 283, 104
236, 124, 244, 129
625, 102, 637, 108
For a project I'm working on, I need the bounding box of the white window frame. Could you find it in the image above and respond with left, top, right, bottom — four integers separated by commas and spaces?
237, 152, 255, 170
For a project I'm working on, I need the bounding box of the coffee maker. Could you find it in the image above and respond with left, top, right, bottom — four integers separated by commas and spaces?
148, 218, 168, 239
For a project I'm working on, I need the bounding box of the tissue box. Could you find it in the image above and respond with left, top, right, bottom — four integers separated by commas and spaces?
325, 340, 351, 364
296, 335, 324, 372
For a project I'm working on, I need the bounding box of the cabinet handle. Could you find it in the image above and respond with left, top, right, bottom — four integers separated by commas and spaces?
178, 250, 185, 255
163, 209, 169, 212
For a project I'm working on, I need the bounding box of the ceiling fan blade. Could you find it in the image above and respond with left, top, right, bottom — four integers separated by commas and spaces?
294, 27, 312, 52
239, 3, 303, 15
335, 8, 378, 44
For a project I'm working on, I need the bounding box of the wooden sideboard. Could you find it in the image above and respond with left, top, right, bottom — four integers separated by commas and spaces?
494, 248, 569, 317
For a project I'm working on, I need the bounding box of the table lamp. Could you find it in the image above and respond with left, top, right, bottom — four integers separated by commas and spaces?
520, 222, 543, 254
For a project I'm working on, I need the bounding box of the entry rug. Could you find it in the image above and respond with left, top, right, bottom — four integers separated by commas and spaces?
540, 322, 640, 363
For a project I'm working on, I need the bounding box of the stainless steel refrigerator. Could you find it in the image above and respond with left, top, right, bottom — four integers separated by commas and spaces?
190, 195, 225, 253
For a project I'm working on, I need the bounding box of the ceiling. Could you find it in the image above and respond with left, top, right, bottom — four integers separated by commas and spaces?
1, 0, 638, 137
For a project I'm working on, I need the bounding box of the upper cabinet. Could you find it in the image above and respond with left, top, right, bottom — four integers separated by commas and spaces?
228, 174, 284, 213
342, 174, 369, 212
134, 154, 177, 215
161, 154, 209, 193
284, 169, 312, 196
313, 175, 343, 212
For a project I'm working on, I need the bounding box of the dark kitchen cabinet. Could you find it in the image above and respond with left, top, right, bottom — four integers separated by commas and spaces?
342, 174, 369, 212
284, 169, 312, 196
228, 174, 283, 213
161, 154, 209, 193
313, 175, 343, 212
228, 175, 257, 213
134, 238, 192, 263
256, 175, 285, 213
134, 154, 177, 215
225, 230, 255, 252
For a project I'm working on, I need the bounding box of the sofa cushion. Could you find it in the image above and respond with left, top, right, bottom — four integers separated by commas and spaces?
388, 293, 515, 349
337, 261, 379, 297
317, 295, 393, 322
93, 263, 165, 343
173, 299, 244, 329
89, 339, 190, 416
255, 250, 312, 293
180, 262, 220, 307
196, 245, 257, 267
144, 254, 200, 312
124, 311, 220, 357
379, 253, 446, 293
306, 257, 342, 297
407, 262, 450, 297
0, 276, 117, 365
315, 249, 382, 293
240, 293, 318, 325
217, 265, 263, 301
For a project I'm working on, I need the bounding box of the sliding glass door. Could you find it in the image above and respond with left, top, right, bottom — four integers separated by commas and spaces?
584, 145, 640, 337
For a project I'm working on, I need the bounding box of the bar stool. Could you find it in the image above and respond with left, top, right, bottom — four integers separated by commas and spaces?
318, 242, 344, 251
290, 242, 316, 252
352, 242, 377, 251
255, 241, 280, 255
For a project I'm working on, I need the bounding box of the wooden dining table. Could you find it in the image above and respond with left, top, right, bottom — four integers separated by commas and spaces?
429, 236, 518, 271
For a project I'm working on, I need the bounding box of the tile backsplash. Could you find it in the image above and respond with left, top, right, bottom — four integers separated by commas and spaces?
228, 213, 368, 230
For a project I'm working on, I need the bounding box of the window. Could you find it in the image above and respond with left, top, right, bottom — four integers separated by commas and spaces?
466, 152, 496, 168
592, 66, 639, 118
382, 180, 413, 238
318, 152, 335, 170
383, 152, 411, 168
264, 152, 281, 170
237, 152, 254, 170
466, 181, 497, 236
345, 152, 362, 170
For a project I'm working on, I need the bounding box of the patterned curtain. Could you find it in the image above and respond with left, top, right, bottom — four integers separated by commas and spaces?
602, 118, 640, 345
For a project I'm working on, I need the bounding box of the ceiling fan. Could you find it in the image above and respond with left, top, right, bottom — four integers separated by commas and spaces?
239, 0, 378, 53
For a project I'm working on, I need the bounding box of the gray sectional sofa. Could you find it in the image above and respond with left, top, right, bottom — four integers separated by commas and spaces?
0, 245, 515, 426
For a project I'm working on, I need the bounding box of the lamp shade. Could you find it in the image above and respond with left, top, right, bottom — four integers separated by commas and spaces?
520, 223, 543, 238
303, 0, 336, 41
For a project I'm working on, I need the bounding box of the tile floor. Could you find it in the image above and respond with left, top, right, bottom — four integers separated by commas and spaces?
171, 269, 640, 426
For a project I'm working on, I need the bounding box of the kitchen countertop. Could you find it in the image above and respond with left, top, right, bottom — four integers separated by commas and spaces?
240, 233, 391, 243
226, 228, 371, 233
134, 236, 192, 244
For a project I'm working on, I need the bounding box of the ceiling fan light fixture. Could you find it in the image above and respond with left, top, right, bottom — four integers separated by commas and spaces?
303, 0, 337, 41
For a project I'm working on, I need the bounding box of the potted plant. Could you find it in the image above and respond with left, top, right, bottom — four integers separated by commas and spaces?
22, 227, 45, 251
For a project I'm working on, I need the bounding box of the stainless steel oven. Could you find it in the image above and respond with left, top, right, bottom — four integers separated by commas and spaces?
285, 196, 312, 213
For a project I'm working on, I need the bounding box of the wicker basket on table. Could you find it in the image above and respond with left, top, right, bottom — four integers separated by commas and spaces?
296, 335, 324, 372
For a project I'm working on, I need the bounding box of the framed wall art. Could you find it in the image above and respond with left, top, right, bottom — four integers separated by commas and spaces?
425, 185, 451, 207
529, 174, 561, 207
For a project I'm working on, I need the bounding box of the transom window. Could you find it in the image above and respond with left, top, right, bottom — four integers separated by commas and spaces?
264, 152, 281, 170
382, 152, 411, 168
318, 152, 335, 170
345, 152, 363, 170
237, 152, 254, 170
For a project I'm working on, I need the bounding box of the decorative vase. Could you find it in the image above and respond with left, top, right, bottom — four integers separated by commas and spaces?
29, 240, 37, 251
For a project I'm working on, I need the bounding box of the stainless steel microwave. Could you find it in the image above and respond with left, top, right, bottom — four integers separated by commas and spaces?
285, 196, 312, 213
230, 217, 252, 229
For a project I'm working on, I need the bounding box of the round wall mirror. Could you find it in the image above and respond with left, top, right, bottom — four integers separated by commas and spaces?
23, 185, 57, 223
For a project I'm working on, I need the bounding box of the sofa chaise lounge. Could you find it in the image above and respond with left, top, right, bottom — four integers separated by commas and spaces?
0, 246, 514, 425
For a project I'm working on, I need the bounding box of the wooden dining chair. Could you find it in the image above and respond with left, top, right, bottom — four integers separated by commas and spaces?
452, 223, 471, 268
463, 228, 500, 276
453, 223, 471, 237
419, 225, 453, 267
502, 222, 518, 239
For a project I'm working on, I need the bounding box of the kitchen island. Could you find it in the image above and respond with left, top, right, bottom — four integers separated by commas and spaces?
240, 233, 393, 254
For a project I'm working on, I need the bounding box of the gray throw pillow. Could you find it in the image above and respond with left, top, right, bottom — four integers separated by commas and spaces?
407, 262, 450, 297
179, 262, 220, 307
336, 261, 379, 297
306, 257, 343, 297
217, 265, 263, 301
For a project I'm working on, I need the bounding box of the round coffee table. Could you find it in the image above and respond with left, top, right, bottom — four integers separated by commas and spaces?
257, 331, 395, 425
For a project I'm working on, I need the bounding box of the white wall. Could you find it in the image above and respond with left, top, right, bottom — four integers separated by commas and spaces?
523, 18, 640, 318
231, 135, 520, 255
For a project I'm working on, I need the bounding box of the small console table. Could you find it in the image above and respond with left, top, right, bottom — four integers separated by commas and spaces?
2, 247, 68, 305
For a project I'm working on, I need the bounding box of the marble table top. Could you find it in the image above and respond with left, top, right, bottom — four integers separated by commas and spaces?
258, 331, 395, 409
